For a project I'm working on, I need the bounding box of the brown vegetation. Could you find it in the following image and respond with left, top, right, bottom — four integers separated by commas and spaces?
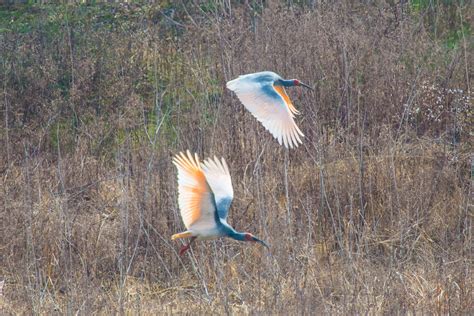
0, 2, 472, 314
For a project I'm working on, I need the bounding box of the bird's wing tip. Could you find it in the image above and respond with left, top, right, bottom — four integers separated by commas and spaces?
226, 79, 238, 90
174, 150, 202, 172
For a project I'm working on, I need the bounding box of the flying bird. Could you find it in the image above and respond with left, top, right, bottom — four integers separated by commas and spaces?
171, 150, 269, 256
227, 71, 312, 149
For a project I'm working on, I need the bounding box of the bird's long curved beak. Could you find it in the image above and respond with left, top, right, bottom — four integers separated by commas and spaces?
299, 81, 314, 91
254, 237, 270, 249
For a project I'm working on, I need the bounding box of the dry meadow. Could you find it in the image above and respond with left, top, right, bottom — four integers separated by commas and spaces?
0, 2, 472, 314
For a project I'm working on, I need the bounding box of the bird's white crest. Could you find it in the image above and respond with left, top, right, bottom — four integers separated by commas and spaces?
227, 71, 304, 149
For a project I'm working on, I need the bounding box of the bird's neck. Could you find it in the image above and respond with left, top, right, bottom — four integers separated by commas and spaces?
226, 229, 246, 241
279, 79, 295, 87
218, 220, 246, 241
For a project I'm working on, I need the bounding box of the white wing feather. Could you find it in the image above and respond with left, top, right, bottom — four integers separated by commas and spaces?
173, 151, 217, 232
202, 156, 234, 220
227, 74, 304, 149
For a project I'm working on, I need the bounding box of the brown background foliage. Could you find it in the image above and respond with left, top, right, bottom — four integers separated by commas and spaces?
0, 1, 472, 314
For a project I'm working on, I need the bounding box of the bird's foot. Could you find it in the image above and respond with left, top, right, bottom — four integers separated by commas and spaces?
179, 244, 190, 256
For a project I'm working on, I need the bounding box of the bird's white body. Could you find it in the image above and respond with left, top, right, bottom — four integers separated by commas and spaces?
187, 219, 234, 240
227, 71, 281, 89
189, 227, 222, 240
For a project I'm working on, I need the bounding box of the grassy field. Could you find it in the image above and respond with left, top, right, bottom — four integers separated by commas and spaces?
0, 2, 472, 314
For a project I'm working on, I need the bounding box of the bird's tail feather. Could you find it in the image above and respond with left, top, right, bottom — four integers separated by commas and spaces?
171, 231, 193, 240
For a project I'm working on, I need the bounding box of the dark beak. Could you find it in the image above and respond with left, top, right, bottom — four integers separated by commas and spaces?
253, 236, 270, 249
299, 81, 314, 91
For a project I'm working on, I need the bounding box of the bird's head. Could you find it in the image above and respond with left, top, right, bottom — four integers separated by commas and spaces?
244, 233, 269, 249
292, 79, 313, 90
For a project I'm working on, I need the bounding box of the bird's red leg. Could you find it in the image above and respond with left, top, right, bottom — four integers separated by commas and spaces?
179, 237, 196, 256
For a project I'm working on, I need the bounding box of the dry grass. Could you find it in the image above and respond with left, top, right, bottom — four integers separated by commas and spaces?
0, 2, 472, 314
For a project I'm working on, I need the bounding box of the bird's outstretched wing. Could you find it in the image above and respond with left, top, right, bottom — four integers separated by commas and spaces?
173, 151, 217, 231
227, 75, 304, 148
202, 156, 234, 221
